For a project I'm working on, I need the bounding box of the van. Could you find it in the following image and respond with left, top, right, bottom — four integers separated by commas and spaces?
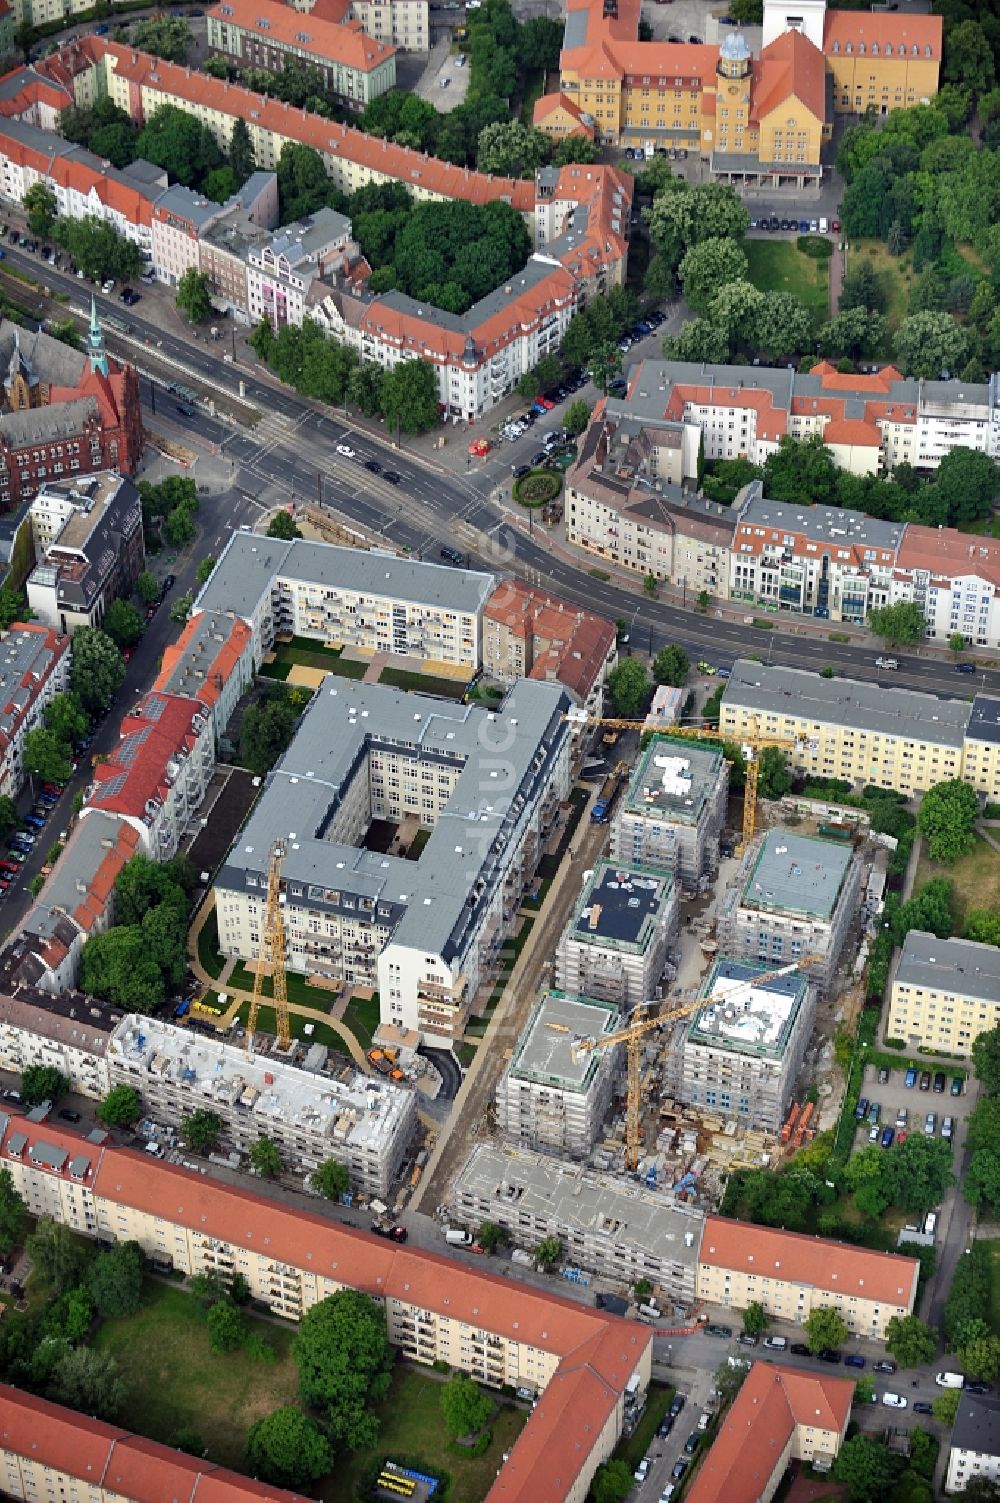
819, 217, 829, 233
936, 1372, 964, 1388
763, 1336, 787, 1350
445, 1227, 473, 1246
924, 1211, 938, 1236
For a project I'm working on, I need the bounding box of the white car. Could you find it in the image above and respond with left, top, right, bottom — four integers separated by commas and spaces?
882, 1393, 907, 1409
635, 1456, 651, 1484
336, 444, 356, 458
102, 279, 115, 293
659, 1489, 675, 1503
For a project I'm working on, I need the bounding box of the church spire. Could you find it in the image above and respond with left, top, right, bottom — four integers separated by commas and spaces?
88, 294, 109, 377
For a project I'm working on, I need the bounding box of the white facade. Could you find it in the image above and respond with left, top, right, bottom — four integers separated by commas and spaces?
890, 569, 1000, 651
0, 625, 70, 800
0, 991, 118, 1100
351, 0, 428, 48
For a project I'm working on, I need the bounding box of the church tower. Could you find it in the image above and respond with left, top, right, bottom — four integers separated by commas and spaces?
88, 294, 109, 378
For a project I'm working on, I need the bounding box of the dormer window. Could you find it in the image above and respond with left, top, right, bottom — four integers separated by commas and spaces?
871, 40, 878, 54
911, 43, 918, 55
858, 41, 865, 53
845, 41, 852, 52
832, 39, 839, 52
924, 44, 931, 55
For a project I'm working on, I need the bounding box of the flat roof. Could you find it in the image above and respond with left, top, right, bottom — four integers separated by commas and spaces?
742, 493, 905, 553
741, 829, 854, 919
454, 1142, 703, 1270
689, 958, 810, 1059
722, 659, 971, 748
507, 989, 619, 1091
967, 694, 1000, 747
569, 859, 674, 954
622, 735, 726, 825
895, 931, 1000, 1006
952, 1391, 1000, 1457
108, 1014, 412, 1153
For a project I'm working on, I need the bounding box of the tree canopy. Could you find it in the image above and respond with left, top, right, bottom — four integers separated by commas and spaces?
440, 1373, 493, 1437
293, 1290, 393, 1448
607, 659, 649, 717
98, 1084, 142, 1129
804, 1306, 849, 1353
246, 1406, 332, 1488
917, 779, 980, 862
884, 1314, 937, 1368
867, 602, 926, 649
87, 1241, 145, 1318
0, 1168, 26, 1256
20, 1065, 68, 1108
70, 627, 125, 713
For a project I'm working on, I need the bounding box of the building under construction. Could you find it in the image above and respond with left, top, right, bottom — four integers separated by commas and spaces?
610, 738, 729, 889
106, 1014, 416, 1196
664, 957, 815, 1134
556, 859, 678, 1009
495, 990, 622, 1158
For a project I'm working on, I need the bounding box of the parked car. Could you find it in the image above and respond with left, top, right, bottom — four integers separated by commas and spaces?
844, 1354, 866, 1369
790, 1343, 810, 1356
364, 459, 382, 474
924, 1112, 937, 1135
880, 1126, 895, 1148
882, 1393, 907, 1409
919, 1071, 931, 1091
58, 1109, 81, 1123
657, 1415, 675, 1439
905, 1067, 918, 1088
763, 1336, 787, 1350
913, 1403, 933, 1415
964, 1381, 992, 1395
933, 1071, 946, 1093
867, 1101, 880, 1125
873, 1361, 897, 1375
951, 1076, 964, 1096
383, 471, 401, 485
705, 1324, 733, 1338
671, 1461, 689, 1482
737, 1332, 758, 1346
635, 1458, 652, 1485
942, 1116, 954, 1140
955, 662, 976, 674
878, 1066, 890, 1084
684, 1433, 701, 1456
895, 1107, 907, 1129
818, 1349, 842, 1363
669, 1394, 686, 1418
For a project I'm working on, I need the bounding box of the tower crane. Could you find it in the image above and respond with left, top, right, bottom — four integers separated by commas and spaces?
564, 710, 807, 849
548, 958, 818, 1170
246, 839, 291, 1054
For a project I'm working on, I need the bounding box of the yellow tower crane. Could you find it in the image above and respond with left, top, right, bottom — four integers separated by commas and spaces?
246, 839, 291, 1054
550, 959, 818, 1170
564, 711, 806, 850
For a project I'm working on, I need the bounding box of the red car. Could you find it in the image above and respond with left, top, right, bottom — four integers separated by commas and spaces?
42, 782, 64, 796
832, 219, 841, 232
538, 396, 555, 410
0, 861, 19, 875
123, 646, 134, 663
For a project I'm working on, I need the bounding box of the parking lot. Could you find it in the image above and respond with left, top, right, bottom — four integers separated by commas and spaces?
853, 1060, 976, 1175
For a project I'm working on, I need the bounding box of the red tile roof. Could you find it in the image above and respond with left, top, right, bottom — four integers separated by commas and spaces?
700, 1216, 920, 1308
533, 91, 596, 139
823, 8, 942, 62
896, 524, 1000, 591
87, 691, 209, 823
821, 417, 882, 448
208, 0, 396, 73
484, 579, 615, 702
686, 1363, 853, 1503
753, 26, 826, 125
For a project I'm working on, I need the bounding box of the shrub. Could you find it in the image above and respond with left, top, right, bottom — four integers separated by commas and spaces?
513, 469, 561, 508
798, 234, 834, 259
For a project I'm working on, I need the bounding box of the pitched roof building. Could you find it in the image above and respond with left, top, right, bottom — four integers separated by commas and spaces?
482, 578, 616, 718
207, 0, 397, 108
26, 471, 146, 636
0, 621, 70, 799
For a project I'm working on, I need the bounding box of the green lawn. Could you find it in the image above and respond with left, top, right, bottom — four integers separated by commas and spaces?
233, 1000, 347, 1047
378, 666, 470, 698
914, 835, 1000, 929
745, 238, 830, 325
196, 908, 225, 980
986, 1240, 1000, 1335
326, 1367, 528, 1503
342, 992, 381, 1050
848, 240, 912, 335
229, 961, 340, 1010
405, 827, 431, 861
92, 1280, 300, 1469
616, 1383, 674, 1471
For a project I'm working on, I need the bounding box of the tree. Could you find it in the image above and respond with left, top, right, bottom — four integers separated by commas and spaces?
381, 359, 439, 434
965, 909, 1000, 947
477, 1221, 507, 1254
266, 511, 301, 540
441, 1373, 492, 1437
832, 1434, 895, 1502
961, 1481, 1000, 1503
932, 1389, 961, 1425
70, 627, 125, 714
662, 317, 731, 364
884, 1314, 937, 1368
917, 779, 980, 863
564, 399, 590, 437
930, 447, 1000, 528
50, 1346, 125, 1420
867, 601, 926, 648
87, 1241, 145, 1318
0, 796, 17, 844
752, 292, 812, 362
678, 237, 748, 314
43, 693, 89, 756
816, 306, 886, 362
713, 1356, 751, 1405
652, 645, 690, 687
52, 215, 141, 284
170, 592, 194, 624
196, 556, 217, 587
24, 182, 56, 239
762, 434, 839, 507
534, 1235, 562, 1271
757, 747, 791, 800
742, 1301, 768, 1337
182, 1109, 223, 1156
97, 1084, 141, 1129
20, 1064, 68, 1108
0, 587, 28, 631
958, 1333, 1000, 1381
0, 1168, 26, 1257
27, 1218, 90, 1293
135, 571, 160, 607
293, 1290, 392, 1447
164, 501, 197, 548
241, 695, 297, 775
207, 1298, 246, 1353
102, 599, 144, 651
246, 1406, 331, 1488
943, 20, 995, 101
854, 1373, 876, 1406
607, 659, 649, 716
229, 117, 256, 183
708, 279, 765, 346
589, 341, 622, 394
804, 1306, 848, 1354
476, 121, 548, 176
135, 104, 221, 188
23, 728, 72, 787
590, 1459, 635, 1503
312, 1157, 349, 1200
113, 854, 188, 927
132, 14, 193, 62
175, 267, 214, 325
250, 1135, 283, 1178
973, 1024, 1000, 1092
893, 311, 969, 380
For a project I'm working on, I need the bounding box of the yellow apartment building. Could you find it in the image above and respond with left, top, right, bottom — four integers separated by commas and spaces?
888, 932, 1000, 1055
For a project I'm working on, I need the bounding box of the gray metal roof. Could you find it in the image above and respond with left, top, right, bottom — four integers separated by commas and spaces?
741, 828, 854, 919
194, 532, 494, 623
0, 627, 61, 749
507, 989, 619, 1090
722, 660, 972, 748
562, 7, 589, 48
967, 695, 1000, 748
152, 183, 226, 229
895, 932, 1000, 1006
0, 318, 86, 390
217, 675, 570, 960
2, 396, 99, 449
25, 811, 131, 944
622, 735, 727, 825
742, 493, 905, 553
952, 1392, 1000, 1456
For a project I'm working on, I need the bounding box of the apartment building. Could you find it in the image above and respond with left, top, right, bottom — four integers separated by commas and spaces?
496, 989, 622, 1157
482, 578, 617, 720
963, 695, 1000, 802
214, 676, 571, 1040
696, 1216, 919, 1337
887, 932, 1000, 1056
246, 207, 363, 329
565, 398, 737, 591
891, 527, 1000, 651
107, 1013, 415, 1195
719, 660, 987, 800
0, 622, 69, 799
26, 471, 145, 635
83, 690, 215, 860
717, 828, 863, 996
294, 0, 428, 51
193, 530, 494, 670
451, 1142, 704, 1299
688, 1363, 853, 1503
667, 957, 815, 1134
946, 1393, 1000, 1495
3, 812, 139, 994
556, 858, 678, 1009
0, 1111, 653, 1503
0, 985, 121, 1099
207, 0, 397, 110
152, 610, 255, 739
611, 737, 729, 889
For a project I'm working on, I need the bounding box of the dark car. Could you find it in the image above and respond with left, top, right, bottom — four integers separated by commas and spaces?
933, 1071, 946, 1093
844, 1354, 866, 1369
790, 1343, 810, 1356
951, 1076, 964, 1096
955, 662, 975, 674
657, 1415, 675, 1439
873, 1361, 897, 1375
383, 471, 401, 485
880, 1126, 895, 1149
818, 1349, 842, 1363
176, 401, 195, 417
687, 33, 702, 42
364, 459, 382, 474
672, 1461, 689, 1482
512, 464, 531, 478
440, 546, 463, 566
914, 1402, 933, 1415
705, 1324, 733, 1338
58, 1109, 81, 1123
669, 1394, 686, 1418
684, 1433, 701, 1456
919, 1071, 931, 1091
163, 574, 176, 593
964, 1381, 992, 1394
855, 1096, 869, 1121
878, 1067, 890, 1084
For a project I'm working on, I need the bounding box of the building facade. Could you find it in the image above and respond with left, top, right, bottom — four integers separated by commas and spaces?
611, 737, 729, 889
0, 622, 69, 799
0, 987, 121, 1100
556, 858, 677, 1009
496, 989, 622, 1158
26, 470, 145, 635
945, 1393, 1000, 1495
696, 1216, 919, 1337
887, 932, 1000, 1056
482, 578, 617, 720
716, 828, 864, 996
207, 0, 397, 109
